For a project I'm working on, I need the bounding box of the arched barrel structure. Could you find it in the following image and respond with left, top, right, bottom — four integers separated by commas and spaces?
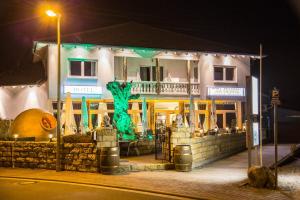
174, 145, 192, 172
100, 147, 120, 175
9, 109, 57, 141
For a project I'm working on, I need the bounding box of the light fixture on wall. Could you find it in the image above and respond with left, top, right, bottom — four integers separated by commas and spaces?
49, 133, 53, 142
13, 134, 18, 141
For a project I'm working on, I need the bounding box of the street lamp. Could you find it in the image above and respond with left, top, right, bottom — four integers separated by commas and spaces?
46, 9, 61, 172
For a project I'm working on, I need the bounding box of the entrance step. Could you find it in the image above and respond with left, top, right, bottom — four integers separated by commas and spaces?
119, 162, 174, 172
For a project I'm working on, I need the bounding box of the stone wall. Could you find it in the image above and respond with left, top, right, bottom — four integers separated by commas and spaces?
190, 133, 246, 168
169, 128, 246, 168
0, 141, 99, 172
62, 143, 98, 172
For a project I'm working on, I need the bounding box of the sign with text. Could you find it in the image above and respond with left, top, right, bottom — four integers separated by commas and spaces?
271, 87, 280, 105
64, 85, 102, 94
252, 122, 259, 146
252, 77, 259, 115
207, 87, 245, 97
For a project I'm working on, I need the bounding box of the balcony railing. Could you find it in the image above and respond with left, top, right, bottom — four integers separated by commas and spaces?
117, 81, 200, 95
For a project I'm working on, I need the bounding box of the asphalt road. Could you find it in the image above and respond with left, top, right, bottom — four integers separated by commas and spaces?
0, 178, 193, 200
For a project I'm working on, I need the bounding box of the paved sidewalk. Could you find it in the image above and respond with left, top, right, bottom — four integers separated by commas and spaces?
0, 144, 295, 200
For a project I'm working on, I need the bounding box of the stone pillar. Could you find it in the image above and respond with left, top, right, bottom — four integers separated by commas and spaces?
168, 127, 192, 162
96, 128, 117, 148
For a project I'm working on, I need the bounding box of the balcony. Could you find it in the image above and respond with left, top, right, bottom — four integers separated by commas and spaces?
118, 81, 200, 96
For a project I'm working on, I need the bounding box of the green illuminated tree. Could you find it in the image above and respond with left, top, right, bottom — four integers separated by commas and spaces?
107, 81, 140, 140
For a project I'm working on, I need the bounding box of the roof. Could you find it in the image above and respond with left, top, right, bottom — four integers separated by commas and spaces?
0, 49, 46, 86
0, 22, 256, 87
39, 22, 256, 55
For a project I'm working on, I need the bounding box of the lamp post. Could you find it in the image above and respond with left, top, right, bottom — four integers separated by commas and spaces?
46, 9, 61, 172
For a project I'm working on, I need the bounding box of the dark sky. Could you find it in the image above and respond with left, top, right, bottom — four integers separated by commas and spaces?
0, 0, 299, 109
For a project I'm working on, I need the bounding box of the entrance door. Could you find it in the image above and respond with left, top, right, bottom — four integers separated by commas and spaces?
216, 114, 223, 129
226, 113, 236, 128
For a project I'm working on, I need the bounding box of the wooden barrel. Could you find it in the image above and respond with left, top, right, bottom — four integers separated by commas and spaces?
174, 145, 192, 172
100, 147, 120, 175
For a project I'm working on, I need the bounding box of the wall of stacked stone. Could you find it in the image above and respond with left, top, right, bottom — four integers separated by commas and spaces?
169, 129, 246, 168
62, 143, 98, 172
0, 141, 99, 172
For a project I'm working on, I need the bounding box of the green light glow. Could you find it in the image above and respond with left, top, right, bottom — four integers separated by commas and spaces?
81, 96, 89, 134
62, 43, 96, 50
131, 47, 158, 58
107, 81, 140, 141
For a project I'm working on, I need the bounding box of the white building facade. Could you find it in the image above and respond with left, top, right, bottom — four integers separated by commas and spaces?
1, 21, 258, 133
24, 41, 253, 132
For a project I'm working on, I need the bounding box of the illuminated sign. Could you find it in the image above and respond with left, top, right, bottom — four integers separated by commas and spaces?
64, 86, 102, 94
252, 122, 259, 146
207, 87, 245, 97
252, 77, 259, 115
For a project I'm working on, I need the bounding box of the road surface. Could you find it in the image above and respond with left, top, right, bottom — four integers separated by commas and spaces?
0, 177, 193, 200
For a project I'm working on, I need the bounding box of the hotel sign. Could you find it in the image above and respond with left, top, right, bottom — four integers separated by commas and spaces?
64, 85, 102, 94
207, 87, 245, 97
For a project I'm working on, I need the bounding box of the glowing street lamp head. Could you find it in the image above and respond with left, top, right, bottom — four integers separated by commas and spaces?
46, 10, 57, 17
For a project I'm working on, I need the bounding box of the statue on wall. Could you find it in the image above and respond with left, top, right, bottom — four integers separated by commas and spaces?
175, 114, 184, 128
103, 114, 111, 128
107, 81, 140, 140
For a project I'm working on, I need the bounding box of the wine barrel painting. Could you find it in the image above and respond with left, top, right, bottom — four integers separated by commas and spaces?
174, 145, 192, 172
100, 147, 120, 175
9, 109, 57, 141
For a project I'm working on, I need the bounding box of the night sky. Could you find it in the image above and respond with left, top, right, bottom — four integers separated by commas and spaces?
0, 0, 299, 109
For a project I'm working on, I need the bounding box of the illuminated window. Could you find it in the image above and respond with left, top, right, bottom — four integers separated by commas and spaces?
69, 60, 97, 78
214, 65, 236, 82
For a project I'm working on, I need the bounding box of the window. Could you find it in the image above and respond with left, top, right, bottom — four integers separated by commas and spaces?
214, 67, 223, 81
84, 61, 96, 76
213, 66, 236, 82
70, 61, 81, 76
140, 66, 163, 81
69, 60, 97, 78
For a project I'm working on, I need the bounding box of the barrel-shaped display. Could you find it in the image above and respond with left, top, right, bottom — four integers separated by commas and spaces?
100, 147, 120, 175
174, 145, 192, 172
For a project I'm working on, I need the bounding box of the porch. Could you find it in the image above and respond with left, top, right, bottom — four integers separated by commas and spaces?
114, 56, 200, 96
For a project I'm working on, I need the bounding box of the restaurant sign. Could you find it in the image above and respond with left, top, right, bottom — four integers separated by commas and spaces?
64, 85, 102, 94
207, 87, 245, 97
